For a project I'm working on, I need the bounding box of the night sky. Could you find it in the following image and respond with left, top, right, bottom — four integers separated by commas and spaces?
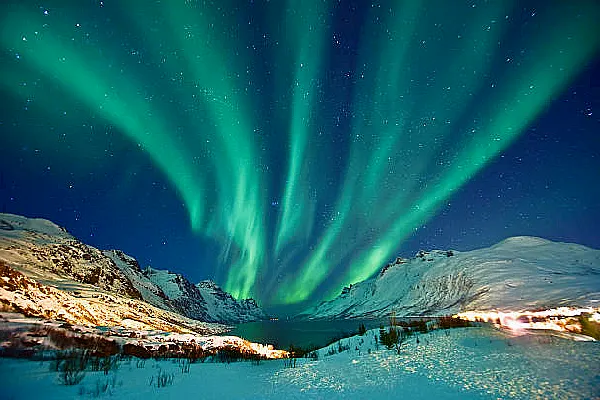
1, 1, 599, 310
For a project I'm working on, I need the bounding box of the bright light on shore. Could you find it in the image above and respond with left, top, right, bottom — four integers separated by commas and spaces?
454, 307, 599, 338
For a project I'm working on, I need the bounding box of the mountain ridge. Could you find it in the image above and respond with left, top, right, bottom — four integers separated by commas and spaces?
302, 236, 600, 319
0, 213, 267, 326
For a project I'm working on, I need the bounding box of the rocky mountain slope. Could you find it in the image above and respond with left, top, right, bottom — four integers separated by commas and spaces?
143, 267, 213, 322
0, 260, 221, 334
102, 250, 176, 313
0, 213, 267, 327
139, 269, 268, 324
197, 280, 267, 323
0, 214, 140, 299
303, 236, 600, 319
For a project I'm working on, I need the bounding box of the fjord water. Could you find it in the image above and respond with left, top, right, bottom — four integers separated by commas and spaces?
230, 319, 386, 349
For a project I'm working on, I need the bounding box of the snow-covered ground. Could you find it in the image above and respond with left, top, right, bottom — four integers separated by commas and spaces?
1, 326, 598, 399
0, 312, 285, 361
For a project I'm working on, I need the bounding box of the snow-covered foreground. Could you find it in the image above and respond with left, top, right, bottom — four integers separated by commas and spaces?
1, 326, 598, 399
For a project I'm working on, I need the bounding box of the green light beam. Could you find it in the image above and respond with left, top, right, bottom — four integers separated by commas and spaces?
342, 2, 600, 290
160, 1, 266, 298
0, 9, 207, 230
276, 0, 600, 304
275, 0, 332, 255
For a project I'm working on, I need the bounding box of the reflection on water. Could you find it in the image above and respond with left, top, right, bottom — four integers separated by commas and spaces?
230, 319, 386, 349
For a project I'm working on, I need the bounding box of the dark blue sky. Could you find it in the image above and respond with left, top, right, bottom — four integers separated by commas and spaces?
0, 0, 599, 308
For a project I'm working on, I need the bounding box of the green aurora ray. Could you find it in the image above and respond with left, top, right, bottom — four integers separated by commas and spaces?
1, 1, 599, 304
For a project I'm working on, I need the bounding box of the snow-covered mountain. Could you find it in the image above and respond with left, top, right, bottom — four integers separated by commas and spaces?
143, 267, 211, 321
304, 236, 600, 319
0, 214, 141, 299
0, 259, 221, 334
102, 250, 177, 313
141, 268, 267, 324
0, 213, 267, 326
197, 280, 268, 323
104, 251, 266, 323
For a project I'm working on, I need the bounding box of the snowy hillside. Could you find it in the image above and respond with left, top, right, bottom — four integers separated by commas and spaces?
102, 250, 176, 313
305, 236, 600, 319
0, 260, 220, 334
144, 267, 211, 321
197, 280, 268, 323
0, 213, 267, 325
143, 269, 268, 324
1, 324, 598, 399
0, 214, 141, 299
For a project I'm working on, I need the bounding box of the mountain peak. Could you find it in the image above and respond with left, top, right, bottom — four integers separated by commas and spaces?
196, 279, 267, 323
493, 236, 553, 248
304, 236, 600, 319
0, 213, 71, 238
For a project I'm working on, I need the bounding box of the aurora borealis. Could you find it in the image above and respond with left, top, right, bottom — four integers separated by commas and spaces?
1, 1, 599, 308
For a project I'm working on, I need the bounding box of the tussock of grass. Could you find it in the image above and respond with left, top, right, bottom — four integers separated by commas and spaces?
578, 314, 600, 340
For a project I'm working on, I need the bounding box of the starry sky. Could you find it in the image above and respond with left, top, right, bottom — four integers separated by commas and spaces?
0, 0, 599, 310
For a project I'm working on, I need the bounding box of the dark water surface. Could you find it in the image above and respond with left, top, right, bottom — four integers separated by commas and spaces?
229, 319, 386, 349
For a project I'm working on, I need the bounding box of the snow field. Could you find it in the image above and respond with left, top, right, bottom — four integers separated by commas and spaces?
1, 326, 598, 399
312, 326, 600, 399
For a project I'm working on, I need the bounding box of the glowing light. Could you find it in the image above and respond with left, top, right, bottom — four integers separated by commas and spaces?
1, 2, 599, 305
455, 307, 600, 338
275, 0, 332, 255
279, 1, 600, 303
